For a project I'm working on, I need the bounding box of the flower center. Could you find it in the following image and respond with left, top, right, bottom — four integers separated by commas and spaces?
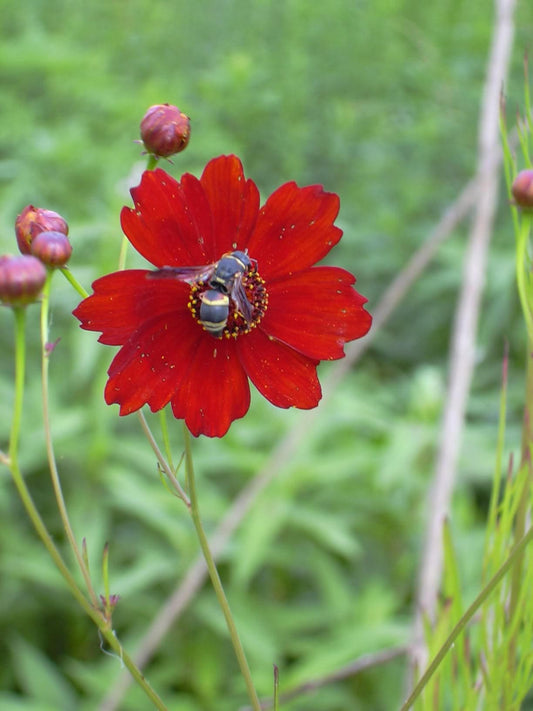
187, 253, 268, 338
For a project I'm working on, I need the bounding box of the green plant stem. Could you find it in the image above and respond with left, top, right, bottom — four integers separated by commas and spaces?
60, 267, 89, 299
137, 411, 189, 504
400, 525, 533, 711
159, 409, 175, 472
8, 307, 99, 616
117, 234, 129, 271
6, 307, 168, 711
40, 272, 99, 607
182, 424, 262, 711
506, 210, 533, 693
515, 215, 533, 337
146, 154, 158, 171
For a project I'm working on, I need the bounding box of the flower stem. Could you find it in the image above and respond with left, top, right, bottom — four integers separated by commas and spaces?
7, 307, 97, 615
137, 411, 189, 504
515, 214, 533, 337
40, 271, 99, 607
146, 154, 158, 171
6, 307, 168, 711
182, 424, 261, 711
400, 524, 533, 711
506, 210, 533, 686
59, 267, 89, 299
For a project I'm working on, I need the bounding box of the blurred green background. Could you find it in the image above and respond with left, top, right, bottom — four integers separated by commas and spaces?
1, 0, 533, 709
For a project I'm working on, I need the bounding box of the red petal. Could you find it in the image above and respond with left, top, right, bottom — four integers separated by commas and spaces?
120, 169, 215, 267
199, 155, 260, 257
170, 337, 250, 437
236, 329, 321, 409
104, 312, 201, 414
261, 266, 371, 360
247, 182, 342, 280
73, 270, 190, 346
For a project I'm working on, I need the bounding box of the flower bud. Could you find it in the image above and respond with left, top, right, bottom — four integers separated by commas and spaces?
31, 230, 72, 267
0, 255, 47, 306
512, 170, 533, 209
140, 104, 191, 158
15, 205, 69, 255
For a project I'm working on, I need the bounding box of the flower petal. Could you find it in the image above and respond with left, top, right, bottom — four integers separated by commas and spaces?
73, 270, 190, 346
104, 311, 201, 414
261, 266, 372, 360
236, 329, 321, 409
120, 168, 215, 267
170, 337, 250, 437
247, 182, 342, 281
199, 155, 260, 257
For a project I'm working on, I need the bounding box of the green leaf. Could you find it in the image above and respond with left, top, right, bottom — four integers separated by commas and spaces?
9, 637, 77, 711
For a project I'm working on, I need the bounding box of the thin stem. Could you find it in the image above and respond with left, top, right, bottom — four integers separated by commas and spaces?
7, 308, 97, 616
182, 424, 261, 711
40, 271, 99, 607
137, 411, 189, 504
159, 409, 175, 472
117, 234, 129, 271
273, 666, 279, 711
60, 267, 89, 299
6, 308, 168, 711
146, 154, 158, 171
9, 307, 26, 465
516, 215, 533, 337
400, 525, 533, 711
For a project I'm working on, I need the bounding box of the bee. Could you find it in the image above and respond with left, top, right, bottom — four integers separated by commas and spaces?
150, 250, 255, 337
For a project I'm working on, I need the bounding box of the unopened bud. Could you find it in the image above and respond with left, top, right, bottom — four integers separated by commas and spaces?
140, 104, 191, 158
512, 170, 533, 209
0, 255, 47, 306
15, 205, 69, 255
31, 231, 72, 267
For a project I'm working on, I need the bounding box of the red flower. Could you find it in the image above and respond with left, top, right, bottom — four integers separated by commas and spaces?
74, 156, 371, 437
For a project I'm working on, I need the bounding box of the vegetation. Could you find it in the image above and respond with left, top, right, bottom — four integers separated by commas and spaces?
1, 0, 533, 709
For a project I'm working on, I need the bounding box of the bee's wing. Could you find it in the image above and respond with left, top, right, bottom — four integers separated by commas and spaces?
148, 263, 216, 285
231, 276, 254, 324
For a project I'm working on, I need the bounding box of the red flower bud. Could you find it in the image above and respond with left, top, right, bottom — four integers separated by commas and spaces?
140, 104, 191, 158
31, 231, 72, 267
0, 255, 47, 306
512, 170, 533, 209
15, 205, 69, 255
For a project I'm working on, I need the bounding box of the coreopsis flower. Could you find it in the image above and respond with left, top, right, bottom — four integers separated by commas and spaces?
31, 231, 72, 268
140, 104, 191, 158
15, 205, 68, 255
74, 156, 371, 437
512, 169, 533, 209
0, 255, 47, 306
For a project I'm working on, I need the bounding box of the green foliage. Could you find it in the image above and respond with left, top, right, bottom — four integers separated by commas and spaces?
1, 0, 533, 709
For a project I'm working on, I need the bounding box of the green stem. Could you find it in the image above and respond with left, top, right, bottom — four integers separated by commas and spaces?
137, 411, 189, 504
183, 424, 261, 711
400, 525, 533, 711
6, 307, 168, 711
159, 409, 175, 472
146, 154, 158, 171
59, 267, 89, 299
40, 271, 99, 607
117, 234, 129, 271
516, 215, 533, 338
506, 213, 533, 683
8, 308, 98, 615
